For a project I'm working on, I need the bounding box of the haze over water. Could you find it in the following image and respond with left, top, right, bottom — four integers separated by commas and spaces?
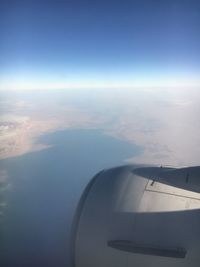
0, 126, 140, 266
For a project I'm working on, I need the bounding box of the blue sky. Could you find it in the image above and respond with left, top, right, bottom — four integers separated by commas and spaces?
0, 0, 200, 89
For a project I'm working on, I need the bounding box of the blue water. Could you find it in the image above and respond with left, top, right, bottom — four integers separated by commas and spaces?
0, 129, 141, 267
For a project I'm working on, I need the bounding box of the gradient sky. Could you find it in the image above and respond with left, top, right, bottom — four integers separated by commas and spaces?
0, 0, 200, 89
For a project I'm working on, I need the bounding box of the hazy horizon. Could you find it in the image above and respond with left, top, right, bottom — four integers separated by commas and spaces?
1, 0, 200, 90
